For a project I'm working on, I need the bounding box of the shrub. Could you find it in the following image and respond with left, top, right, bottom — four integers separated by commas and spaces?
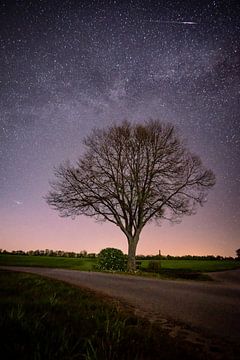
136, 260, 142, 269
97, 248, 126, 271
146, 260, 161, 273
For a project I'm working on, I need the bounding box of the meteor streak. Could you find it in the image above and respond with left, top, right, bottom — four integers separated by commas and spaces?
13, 200, 23, 205
146, 20, 198, 25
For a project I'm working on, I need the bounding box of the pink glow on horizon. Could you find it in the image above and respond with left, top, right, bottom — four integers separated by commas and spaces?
0, 198, 237, 257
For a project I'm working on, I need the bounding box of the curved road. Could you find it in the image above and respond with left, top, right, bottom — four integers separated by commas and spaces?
1, 266, 240, 354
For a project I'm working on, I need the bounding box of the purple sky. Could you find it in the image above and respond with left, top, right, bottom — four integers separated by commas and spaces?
0, 0, 239, 256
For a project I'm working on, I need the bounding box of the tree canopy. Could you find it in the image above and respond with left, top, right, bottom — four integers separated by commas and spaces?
46, 120, 215, 271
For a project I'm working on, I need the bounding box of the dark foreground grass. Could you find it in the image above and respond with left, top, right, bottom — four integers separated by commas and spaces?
0, 270, 202, 360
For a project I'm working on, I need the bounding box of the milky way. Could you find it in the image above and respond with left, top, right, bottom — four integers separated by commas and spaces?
0, 0, 240, 256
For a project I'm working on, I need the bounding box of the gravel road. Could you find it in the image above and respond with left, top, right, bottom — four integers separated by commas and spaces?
1, 266, 240, 355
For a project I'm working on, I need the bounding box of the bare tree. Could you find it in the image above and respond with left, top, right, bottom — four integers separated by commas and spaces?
45, 120, 215, 271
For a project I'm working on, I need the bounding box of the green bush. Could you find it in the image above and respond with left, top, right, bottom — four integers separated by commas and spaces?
146, 260, 161, 273
97, 248, 126, 271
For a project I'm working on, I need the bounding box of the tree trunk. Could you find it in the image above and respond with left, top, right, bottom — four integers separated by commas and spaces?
127, 235, 139, 272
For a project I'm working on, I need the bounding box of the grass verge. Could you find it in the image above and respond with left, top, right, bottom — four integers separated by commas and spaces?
138, 268, 211, 281
0, 269, 203, 360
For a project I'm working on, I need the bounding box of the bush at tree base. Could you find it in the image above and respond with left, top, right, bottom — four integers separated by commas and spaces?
145, 260, 162, 273
97, 248, 127, 271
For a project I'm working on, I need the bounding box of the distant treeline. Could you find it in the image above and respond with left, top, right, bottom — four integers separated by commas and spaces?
136, 254, 236, 261
0, 249, 96, 258
0, 249, 236, 260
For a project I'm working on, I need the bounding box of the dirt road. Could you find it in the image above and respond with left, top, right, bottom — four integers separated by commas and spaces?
1, 266, 240, 356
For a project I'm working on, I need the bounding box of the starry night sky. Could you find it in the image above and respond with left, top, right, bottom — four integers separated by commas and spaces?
0, 0, 239, 256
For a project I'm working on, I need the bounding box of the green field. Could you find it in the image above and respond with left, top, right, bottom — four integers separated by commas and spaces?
0, 254, 95, 270
140, 259, 240, 272
0, 254, 239, 274
0, 270, 198, 360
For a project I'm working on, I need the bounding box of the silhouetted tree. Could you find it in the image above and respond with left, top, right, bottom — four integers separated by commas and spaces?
236, 248, 240, 260
45, 120, 215, 271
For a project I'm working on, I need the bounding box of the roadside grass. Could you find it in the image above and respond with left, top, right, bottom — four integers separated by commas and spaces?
137, 269, 211, 281
0, 270, 199, 360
